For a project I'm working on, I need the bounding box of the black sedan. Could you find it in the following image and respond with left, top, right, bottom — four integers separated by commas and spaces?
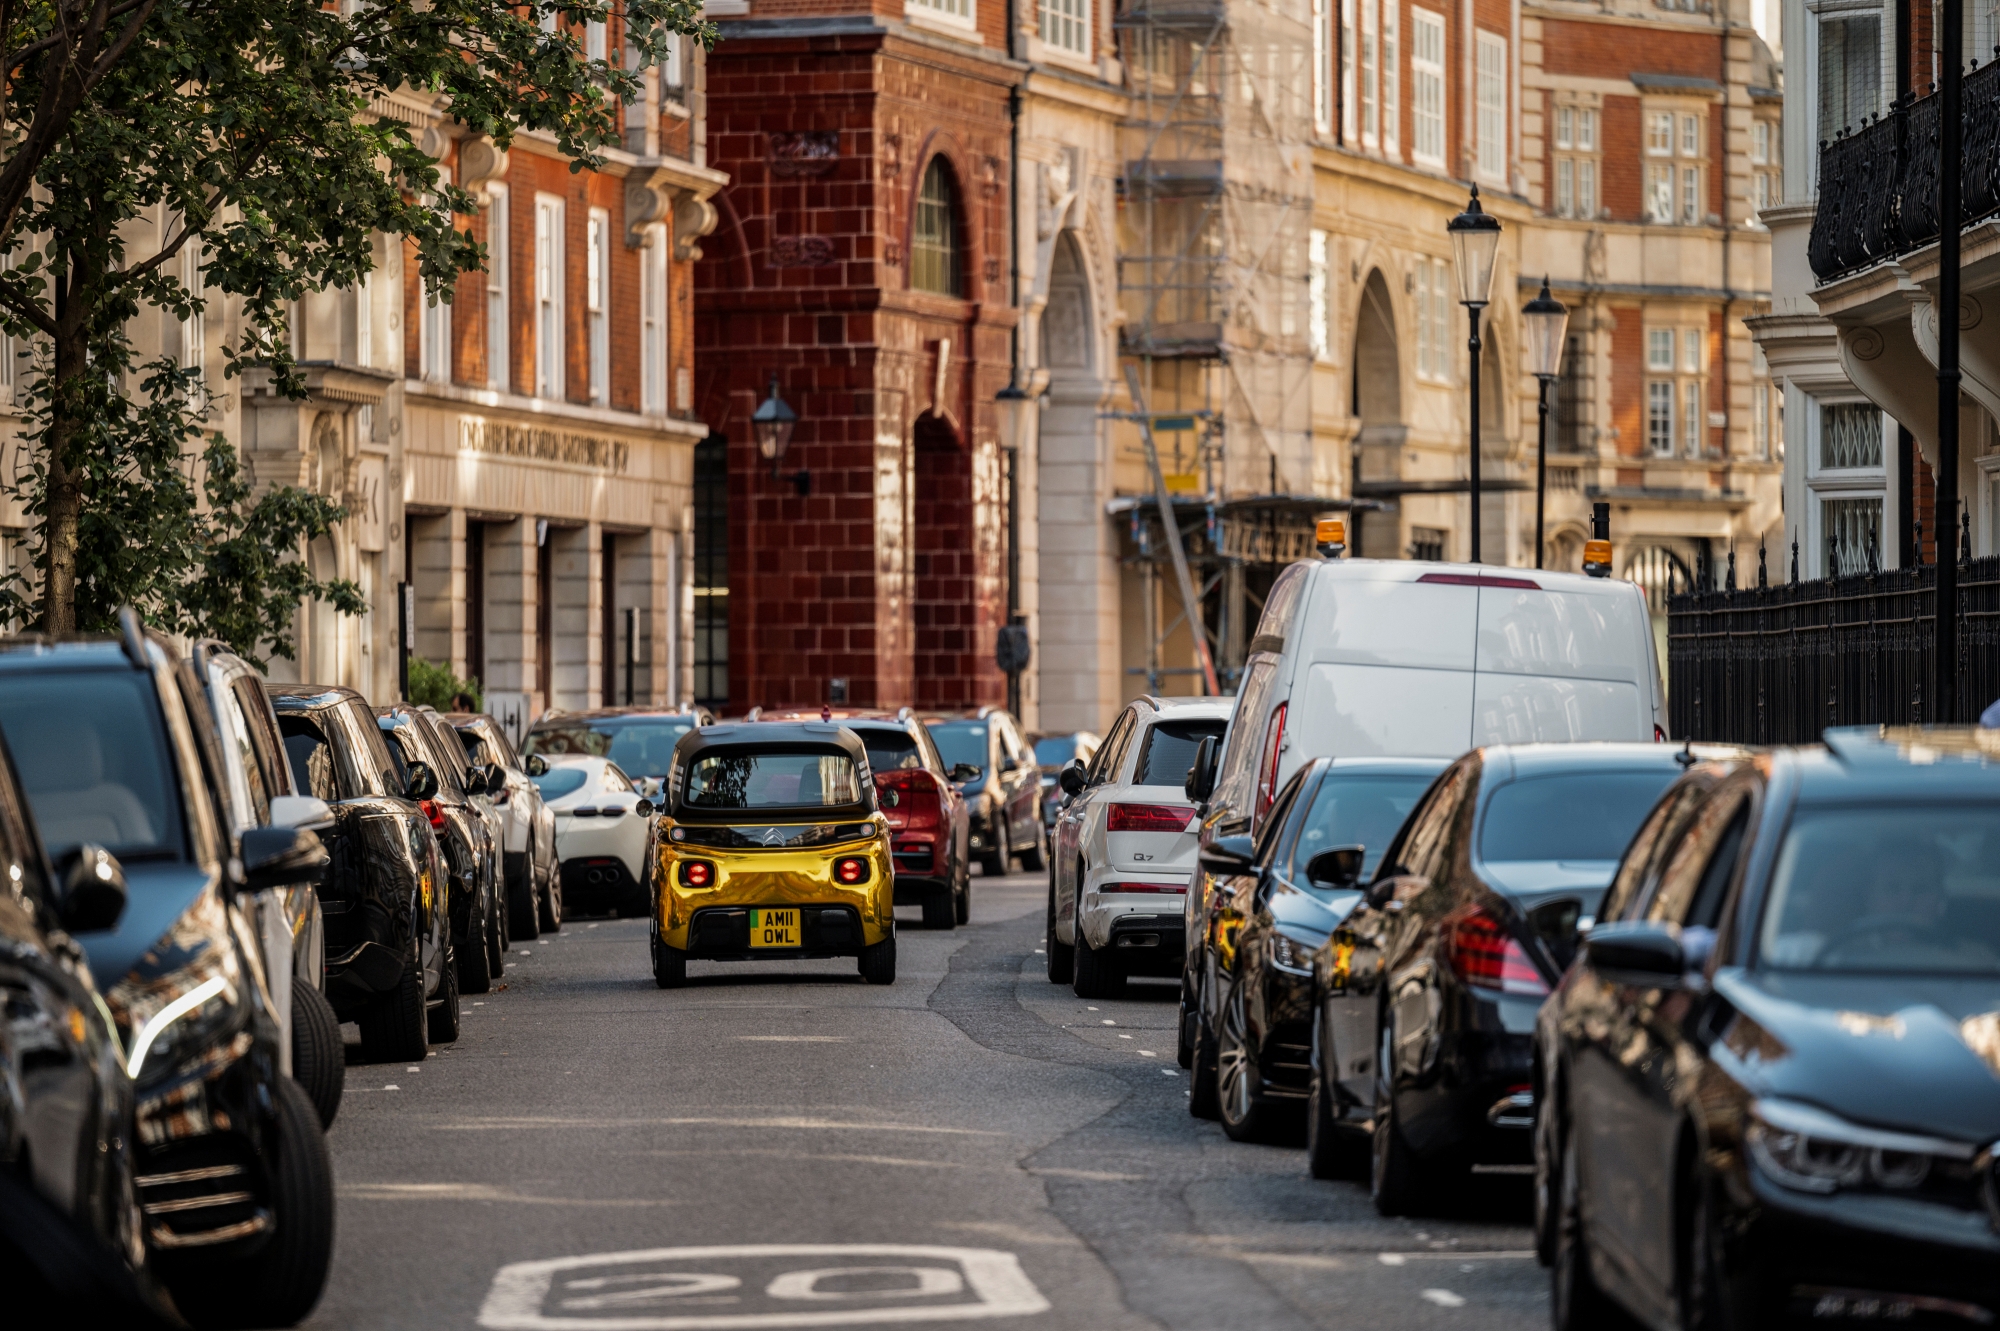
1312, 742, 1727, 1215
1187, 756, 1444, 1140
1537, 727, 2000, 1330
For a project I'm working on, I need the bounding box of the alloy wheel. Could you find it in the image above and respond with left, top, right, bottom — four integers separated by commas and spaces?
1217, 983, 1257, 1131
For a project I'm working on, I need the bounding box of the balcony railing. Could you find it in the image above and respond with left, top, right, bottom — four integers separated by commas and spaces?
1809, 59, 2000, 281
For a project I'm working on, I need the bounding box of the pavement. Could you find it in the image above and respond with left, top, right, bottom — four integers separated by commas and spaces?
307, 867, 1544, 1331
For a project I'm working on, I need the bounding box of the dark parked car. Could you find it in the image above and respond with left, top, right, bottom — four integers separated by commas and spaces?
270, 685, 459, 1061
1310, 742, 1725, 1216
1, 619, 334, 1327
378, 705, 506, 993
925, 707, 1046, 875
449, 711, 560, 933
0, 722, 173, 1324
1537, 727, 2000, 1331
1187, 757, 1445, 1139
1031, 729, 1099, 830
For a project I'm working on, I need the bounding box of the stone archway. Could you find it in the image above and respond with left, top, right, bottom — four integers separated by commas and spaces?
1352, 269, 1404, 557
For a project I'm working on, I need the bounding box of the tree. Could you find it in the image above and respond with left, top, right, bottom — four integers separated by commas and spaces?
0, 0, 709, 651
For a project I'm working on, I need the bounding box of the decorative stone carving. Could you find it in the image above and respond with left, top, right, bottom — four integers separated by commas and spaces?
673, 192, 718, 261
626, 166, 675, 248
769, 131, 839, 177
458, 136, 509, 192
770, 236, 836, 267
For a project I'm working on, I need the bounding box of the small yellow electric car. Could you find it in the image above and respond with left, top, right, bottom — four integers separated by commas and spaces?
651, 723, 896, 987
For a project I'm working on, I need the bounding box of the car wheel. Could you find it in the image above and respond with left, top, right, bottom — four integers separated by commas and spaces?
1073, 924, 1125, 1000
979, 820, 1008, 877
167, 1077, 333, 1330
1533, 1066, 1561, 1265
1187, 982, 1222, 1120
651, 928, 688, 989
510, 855, 542, 941
922, 887, 956, 930
1217, 981, 1271, 1143
427, 933, 461, 1045
1176, 974, 1197, 1068
289, 979, 345, 1131
489, 880, 508, 976
1046, 883, 1074, 983
1371, 1024, 1435, 1217
858, 935, 897, 985
1552, 1122, 1633, 1331
1306, 1011, 1365, 1179
457, 893, 494, 995
954, 870, 970, 925
359, 927, 428, 1064
537, 843, 563, 932
1679, 1161, 1754, 1331
1018, 817, 1047, 872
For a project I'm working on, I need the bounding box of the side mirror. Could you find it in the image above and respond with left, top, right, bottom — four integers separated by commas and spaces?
267, 794, 333, 829
1057, 760, 1087, 796
951, 763, 981, 784
461, 767, 487, 796
524, 753, 548, 778
1185, 735, 1218, 802
1584, 920, 1686, 980
1305, 845, 1366, 891
240, 825, 329, 892
633, 799, 657, 817
405, 760, 439, 801
878, 785, 902, 808
1365, 870, 1419, 910
58, 845, 127, 933
476, 763, 504, 795
1199, 833, 1256, 876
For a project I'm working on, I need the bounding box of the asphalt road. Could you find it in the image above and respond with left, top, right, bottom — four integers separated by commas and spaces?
307, 867, 1545, 1331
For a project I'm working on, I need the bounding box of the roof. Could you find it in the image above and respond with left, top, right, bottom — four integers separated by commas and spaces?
0, 637, 137, 671
530, 706, 704, 725
1299, 557, 1641, 597
1140, 696, 1233, 717
269, 683, 365, 710
1310, 756, 1454, 777
1478, 741, 1746, 782
677, 721, 870, 763
1795, 726, 2000, 800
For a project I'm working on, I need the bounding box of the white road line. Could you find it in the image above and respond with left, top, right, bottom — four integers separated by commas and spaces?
1421, 1290, 1467, 1308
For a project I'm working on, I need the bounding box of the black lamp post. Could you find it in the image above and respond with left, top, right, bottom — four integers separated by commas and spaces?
1522, 276, 1569, 571
1448, 186, 1502, 563
993, 378, 1033, 717
752, 372, 804, 495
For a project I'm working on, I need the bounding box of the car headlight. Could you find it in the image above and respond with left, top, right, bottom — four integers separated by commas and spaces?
1268, 928, 1320, 976
1747, 1098, 1976, 1195
109, 894, 246, 1083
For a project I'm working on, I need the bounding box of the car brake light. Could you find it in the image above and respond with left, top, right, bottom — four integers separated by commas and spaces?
1106, 881, 1188, 894
1255, 703, 1287, 823
1416, 572, 1543, 590
1106, 803, 1196, 833
1655, 724, 1668, 742
678, 860, 715, 888
1447, 907, 1549, 996
418, 799, 445, 830
833, 856, 870, 885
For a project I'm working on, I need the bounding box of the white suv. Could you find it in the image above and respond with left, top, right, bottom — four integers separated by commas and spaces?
1046, 696, 1231, 998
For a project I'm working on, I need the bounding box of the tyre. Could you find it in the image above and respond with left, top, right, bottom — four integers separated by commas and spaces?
1217, 982, 1272, 1143
457, 892, 494, 995
858, 935, 897, 985
1306, 1018, 1366, 1179
1533, 1068, 1561, 1266
1371, 1025, 1440, 1217
1045, 883, 1074, 983
487, 883, 507, 978
509, 856, 541, 941
954, 872, 970, 925
1018, 819, 1047, 872
652, 930, 688, 989
1680, 1170, 1751, 1331
1176, 976, 1197, 1068
427, 934, 461, 1045
289, 979, 345, 1131
1073, 928, 1125, 1000
1188, 989, 1221, 1120
167, 1078, 333, 1330
921, 887, 957, 930
358, 929, 428, 1064
979, 820, 1008, 877
537, 847, 563, 932
1551, 1126, 1634, 1331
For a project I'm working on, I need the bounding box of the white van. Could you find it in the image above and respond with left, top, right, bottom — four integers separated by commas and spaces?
1204, 558, 1665, 832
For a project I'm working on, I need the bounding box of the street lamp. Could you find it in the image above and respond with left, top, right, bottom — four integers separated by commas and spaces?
994, 377, 1033, 717
1447, 185, 1502, 563
751, 372, 803, 495
1522, 276, 1569, 571
994, 378, 1033, 454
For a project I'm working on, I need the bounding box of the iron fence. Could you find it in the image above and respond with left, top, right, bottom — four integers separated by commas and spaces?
1667, 555, 2000, 743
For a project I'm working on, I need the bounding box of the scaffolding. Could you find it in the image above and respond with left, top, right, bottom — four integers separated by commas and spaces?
1115, 0, 1319, 690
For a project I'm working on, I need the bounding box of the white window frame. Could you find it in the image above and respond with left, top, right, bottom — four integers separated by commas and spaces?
1314, 0, 1333, 133
1381, 0, 1399, 156
1549, 99, 1599, 219
1803, 397, 1890, 574
587, 206, 611, 405
1647, 380, 1675, 456
1411, 9, 1445, 168
586, 17, 606, 60
1041, 0, 1091, 57
641, 229, 668, 415
1643, 100, 1707, 226
534, 192, 566, 401
420, 166, 453, 384
1475, 31, 1507, 184
1342, 0, 1359, 143
906, 0, 977, 33
486, 184, 510, 391
1360, 0, 1378, 147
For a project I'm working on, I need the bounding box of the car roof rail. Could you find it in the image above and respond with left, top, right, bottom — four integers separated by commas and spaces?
744, 706, 763, 722
896, 706, 914, 722
117, 606, 150, 670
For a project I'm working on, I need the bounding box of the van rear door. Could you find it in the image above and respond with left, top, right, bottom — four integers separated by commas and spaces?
1471, 577, 1656, 743
1286, 571, 1478, 762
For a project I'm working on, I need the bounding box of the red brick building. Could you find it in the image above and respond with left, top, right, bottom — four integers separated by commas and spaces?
693, 4, 1021, 713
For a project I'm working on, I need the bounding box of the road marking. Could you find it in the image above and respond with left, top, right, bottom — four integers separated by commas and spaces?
384, 1084, 401, 1091
1117, 1034, 1131, 1040
435, 1116, 1005, 1136
736, 1036, 850, 1043
1028, 1167, 1145, 1182
478, 1244, 1050, 1329
1421, 1290, 1467, 1308
343, 1183, 677, 1207
1100, 1020, 1115, 1026
1379, 1254, 1406, 1266
1138, 1051, 1157, 1057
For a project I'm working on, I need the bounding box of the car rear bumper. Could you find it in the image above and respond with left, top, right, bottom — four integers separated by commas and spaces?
561, 857, 649, 914
683, 904, 873, 959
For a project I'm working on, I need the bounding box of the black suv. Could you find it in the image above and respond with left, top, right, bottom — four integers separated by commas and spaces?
0, 616, 334, 1327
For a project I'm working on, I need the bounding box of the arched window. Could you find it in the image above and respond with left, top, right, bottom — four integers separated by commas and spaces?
912, 158, 964, 297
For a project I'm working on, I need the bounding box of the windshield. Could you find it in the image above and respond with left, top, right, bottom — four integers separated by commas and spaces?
1034, 736, 1081, 767
524, 718, 693, 776
1761, 806, 2000, 974
856, 729, 923, 774
0, 672, 183, 863
928, 722, 986, 775
684, 752, 863, 809
1291, 773, 1435, 882
1480, 771, 1678, 863
532, 767, 590, 801
1135, 720, 1225, 787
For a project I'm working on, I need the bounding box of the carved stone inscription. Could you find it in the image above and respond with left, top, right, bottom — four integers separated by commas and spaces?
459, 419, 631, 474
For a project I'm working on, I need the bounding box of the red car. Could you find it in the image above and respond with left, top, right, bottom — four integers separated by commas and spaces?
744, 708, 974, 929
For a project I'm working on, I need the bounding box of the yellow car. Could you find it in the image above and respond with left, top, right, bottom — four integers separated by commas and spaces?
651, 723, 896, 988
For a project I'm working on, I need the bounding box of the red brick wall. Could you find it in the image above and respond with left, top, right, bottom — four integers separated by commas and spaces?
1610, 307, 1642, 458
1539, 18, 1717, 81
1600, 94, 1640, 221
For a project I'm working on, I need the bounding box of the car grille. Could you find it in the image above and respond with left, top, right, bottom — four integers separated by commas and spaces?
136, 1138, 268, 1250
1264, 1036, 1313, 1095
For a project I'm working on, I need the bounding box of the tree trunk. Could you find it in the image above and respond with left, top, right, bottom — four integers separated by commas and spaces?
41, 262, 89, 635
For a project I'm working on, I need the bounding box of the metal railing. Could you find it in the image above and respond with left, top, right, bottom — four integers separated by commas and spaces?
1809, 58, 2000, 281
1667, 553, 2000, 742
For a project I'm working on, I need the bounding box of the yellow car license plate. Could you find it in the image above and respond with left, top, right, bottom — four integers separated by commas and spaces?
750, 908, 800, 948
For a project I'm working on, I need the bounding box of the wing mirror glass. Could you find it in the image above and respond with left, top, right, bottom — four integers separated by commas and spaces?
58, 845, 127, 933
405, 760, 439, 801
1583, 919, 1686, 980
1057, 759, 1087, 796
951, 763, 982, 784
1199, 833, 1256, 876
1305, 845, 1366, 891
239, 824, 329, 892
524, 753, 548, 778
267, 794, 332, 829
1365, 870, 1419, 911
633, 798, 657, 817
1185, 734, 1218, 802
